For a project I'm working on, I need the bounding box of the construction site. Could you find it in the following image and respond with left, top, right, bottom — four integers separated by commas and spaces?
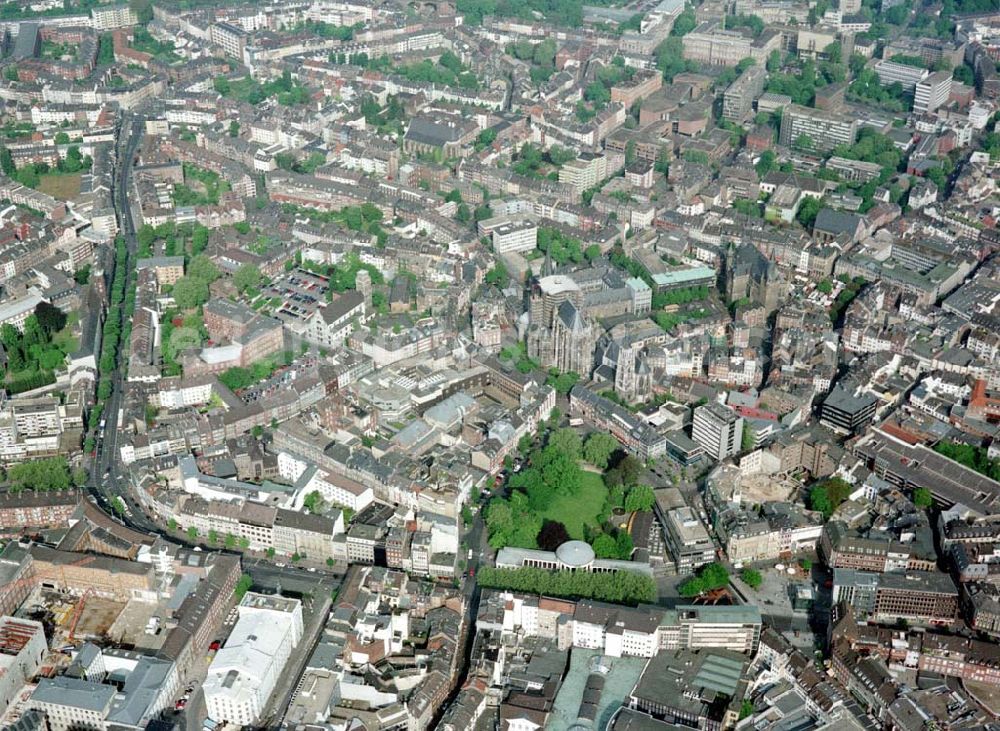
0, 499, 248, 731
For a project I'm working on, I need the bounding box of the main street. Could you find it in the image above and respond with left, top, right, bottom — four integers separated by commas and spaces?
86, 113, 158, 533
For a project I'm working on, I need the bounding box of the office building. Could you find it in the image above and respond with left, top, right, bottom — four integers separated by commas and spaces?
914, 71, 952, 115
28, 648, 177, 731
832, 568, 880, 615
659, 605, 762, 654
779, 104, 858, 150
722, 65, 766, 123
492, 221, 537, 255
650, 266, 717, 292
29, 677, 116, 731
885, 36, 966, 69
820, 385, 877, 433
203, 593, 303, 726
691, 402, 743, 461
873, 60, 929, 91
682, 21, 781, 67
874, 572, 959, 625
630, 649, 749, 729
482, 593, 761, 657
662, 507, 715, 575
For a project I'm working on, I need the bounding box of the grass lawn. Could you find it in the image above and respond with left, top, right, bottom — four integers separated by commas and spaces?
38, 173, 81, 200
51, 327, 78, 354
539, 470, 608, 540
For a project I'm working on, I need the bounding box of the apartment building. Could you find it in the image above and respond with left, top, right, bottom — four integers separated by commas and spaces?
569, 385, 667, 460
0, 395, 85, 464
722, 65, 766, 123
0, 491, 81, 531
91, 5, 137, 30
136, 255, 185, 287
778, 104, 858, 150
558, 153, 609, 194
723, 504, 824, 563
303, 291, 367, 350
210, 22, 248, 59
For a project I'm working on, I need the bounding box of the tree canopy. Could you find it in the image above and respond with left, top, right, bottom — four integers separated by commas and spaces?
477, 566, 656, 605
808, 477, 853, 519
679, 562, 730, 597
583, 433, 619, 469
8, 457, 72, 492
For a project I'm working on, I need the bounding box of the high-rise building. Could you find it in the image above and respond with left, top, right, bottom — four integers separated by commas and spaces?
779, 104, 858, 150
209, 22, 248, 60
529, 274, 582, 325
692, 402, 744, 461
626, 277, 652, 314
722, 65, 766, 122
914, 71, 952, 115
558, 153, 608, 194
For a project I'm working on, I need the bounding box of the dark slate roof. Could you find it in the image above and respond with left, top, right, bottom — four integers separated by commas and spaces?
814, 208, 862, 236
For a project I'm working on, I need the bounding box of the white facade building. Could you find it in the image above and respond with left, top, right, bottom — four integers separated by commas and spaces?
692, 402, 744, 461
91, 5, 137, 30
203, 593, 303, 727
492, 221, 538, 254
